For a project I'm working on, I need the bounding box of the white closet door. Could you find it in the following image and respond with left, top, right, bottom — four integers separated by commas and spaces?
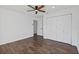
46, 14, 72, 44
63, 15, 72, 44
56, 16, 65, 43
46, 17, 56, 40
56, 14, 71, 44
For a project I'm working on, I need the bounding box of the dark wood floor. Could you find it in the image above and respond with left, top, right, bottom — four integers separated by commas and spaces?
0, 35, 78, 54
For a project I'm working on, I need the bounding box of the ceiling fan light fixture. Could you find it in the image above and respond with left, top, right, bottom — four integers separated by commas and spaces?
27, 5, 45, 14
35, 10, 38, 11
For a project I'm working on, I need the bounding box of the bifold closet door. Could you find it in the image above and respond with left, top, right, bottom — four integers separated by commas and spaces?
46, 17, 56, 40
56, 14, 72, 44
46, 14, 72, 44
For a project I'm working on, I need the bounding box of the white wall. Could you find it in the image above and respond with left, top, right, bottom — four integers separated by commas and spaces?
0, 7, 33, 45
43, 7, 79, 52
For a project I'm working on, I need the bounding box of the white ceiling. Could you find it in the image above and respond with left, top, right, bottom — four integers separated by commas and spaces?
0, 5, 78, 15
44, 5, 78, 13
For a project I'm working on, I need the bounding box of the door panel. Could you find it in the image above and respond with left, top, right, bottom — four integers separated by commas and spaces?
46, 14, 72, 44
56, 16, 64, 43
46, 17, 56, 40
63, 15, 71, 44
56, 14, 71, 44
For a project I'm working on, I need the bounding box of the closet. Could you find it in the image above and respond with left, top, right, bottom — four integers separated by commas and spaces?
46, 14, 72, 44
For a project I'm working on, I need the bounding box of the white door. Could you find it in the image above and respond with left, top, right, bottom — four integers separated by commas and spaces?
46, 14, 72, 44
56, 14, 71, 44
62, 14, 72, 44
46, 17, 56, 40
56, 16, 65, 43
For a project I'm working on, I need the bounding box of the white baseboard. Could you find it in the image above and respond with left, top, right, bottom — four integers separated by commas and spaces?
0, 35, 33, 45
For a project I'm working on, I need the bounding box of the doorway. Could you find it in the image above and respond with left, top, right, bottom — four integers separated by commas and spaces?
33, 16, 43, 39
33, 20, 37, 36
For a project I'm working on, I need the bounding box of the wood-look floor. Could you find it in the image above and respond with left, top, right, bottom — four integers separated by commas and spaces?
0, 35, 78, 54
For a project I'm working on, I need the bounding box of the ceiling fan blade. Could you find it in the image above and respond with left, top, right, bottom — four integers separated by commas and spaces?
27, 5, 35, 10
35, 11, 38, 14
38, 10, 46, 12
27, 10, 35, 12
37, 5, 44, 10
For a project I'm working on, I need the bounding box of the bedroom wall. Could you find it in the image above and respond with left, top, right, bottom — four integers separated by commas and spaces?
0, 7, 33, 45
43, 7, 79, 52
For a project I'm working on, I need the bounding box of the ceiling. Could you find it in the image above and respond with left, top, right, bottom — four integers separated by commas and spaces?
0, 5, 78, 15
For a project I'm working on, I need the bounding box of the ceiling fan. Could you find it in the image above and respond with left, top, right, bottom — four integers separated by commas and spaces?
27, 5, 46, 14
